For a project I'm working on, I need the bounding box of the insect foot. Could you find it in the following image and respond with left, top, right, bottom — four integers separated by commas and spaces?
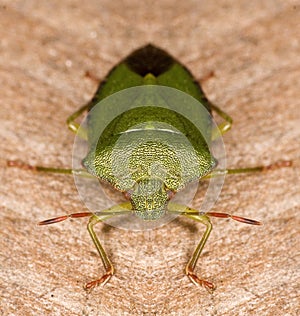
185, 265, 216, 293
84, 266, 114, 290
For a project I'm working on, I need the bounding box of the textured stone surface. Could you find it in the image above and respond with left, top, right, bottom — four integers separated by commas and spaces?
0, 1, 299, 315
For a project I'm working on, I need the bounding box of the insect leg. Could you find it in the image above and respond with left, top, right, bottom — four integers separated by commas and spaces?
66, 103, 90, 138
85, 202, 132, 290
39, 202, 132, 289
168, 203, 215, 291
7, 160, 92, 177
41, 213, 114, 290
203, 160, 292, 179
84, 214, 114, 289
209, 103, 233, 138
185, 210, 262, 293
168, 203, 261, 291
184, 213, 215, 292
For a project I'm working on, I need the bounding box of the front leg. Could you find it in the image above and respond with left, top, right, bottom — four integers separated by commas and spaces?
39, 202, 132, 290
184, 213, 215, 292
168, 203, 262, 292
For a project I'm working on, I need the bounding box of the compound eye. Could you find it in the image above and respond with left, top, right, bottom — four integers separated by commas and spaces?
124, 190, 133, 200
166, 189, 175, 201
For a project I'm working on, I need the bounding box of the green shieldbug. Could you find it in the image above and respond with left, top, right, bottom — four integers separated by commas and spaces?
8, 44, 291, 291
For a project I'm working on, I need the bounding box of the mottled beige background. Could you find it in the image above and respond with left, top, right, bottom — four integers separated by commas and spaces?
0, 1, 299, 315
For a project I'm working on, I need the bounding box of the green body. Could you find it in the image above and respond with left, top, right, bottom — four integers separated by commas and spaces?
12, 45, 272, 290
82, 45, 216, 220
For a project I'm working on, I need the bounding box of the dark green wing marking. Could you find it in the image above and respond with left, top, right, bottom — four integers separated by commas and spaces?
88, 44, 211, 111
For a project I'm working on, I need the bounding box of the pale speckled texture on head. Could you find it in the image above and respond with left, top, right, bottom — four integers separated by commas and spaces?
0, 1, 299, 315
